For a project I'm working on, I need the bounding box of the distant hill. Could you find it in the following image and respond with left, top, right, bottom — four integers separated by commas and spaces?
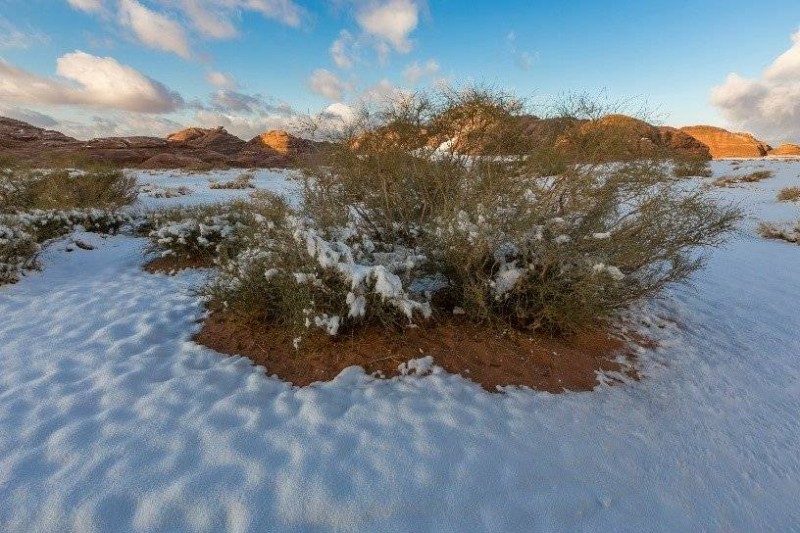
679, 126, 772, 159
2, 115, 796, 168
0, 116, 322, 169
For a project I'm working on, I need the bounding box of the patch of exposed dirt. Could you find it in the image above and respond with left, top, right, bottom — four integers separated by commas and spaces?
143, 255, 214, 274
194, 313, 644, 392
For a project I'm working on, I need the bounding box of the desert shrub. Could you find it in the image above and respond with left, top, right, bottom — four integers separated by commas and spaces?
759, 221, 800, 244
204, 218, 430, 338
673, 157, 713, 178
13, 209, 134, 241
302, 89, 739, 333
144, 196, 290, 263
777, 187, 800, 202
139, 184, 192, 198
714, 170, 774, 187
209, 172, 255, 190
0, 220, 40, 284
0, 167, 137, 212
207, 87, 740, 337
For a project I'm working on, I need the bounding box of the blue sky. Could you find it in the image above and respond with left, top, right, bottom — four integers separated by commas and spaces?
1, 0, 799, 142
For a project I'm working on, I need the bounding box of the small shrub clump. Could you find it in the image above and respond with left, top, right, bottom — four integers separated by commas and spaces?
139, 184, 193, 198
759, 221, 800, 244
777, 187, 800, 202
199, 87, 740, 341
0, 166, 138, 285
713, 170, 774, 187
209, 173, 255, 190
0, 221, 40, 284
0, 167, 137, 211
144, 195, 290, 264
672, 157, 713, 178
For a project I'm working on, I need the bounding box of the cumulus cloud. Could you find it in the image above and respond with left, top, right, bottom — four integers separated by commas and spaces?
309, 69, 351, 100
119, 0, 192, 58
711, 29, 800, 143
206, 71, 237, 89
66, 0, 105, 12
356, 0, 419, 55
0, 51, 183, 113
360, 78, 407, 103
402, 59, 438, 84
59, 112, 185, 139
0, 106, 59, 128
0, 18, 49, 50
68, 0, 305, 50
321, 102, 357, 123
330, 30, 357, 69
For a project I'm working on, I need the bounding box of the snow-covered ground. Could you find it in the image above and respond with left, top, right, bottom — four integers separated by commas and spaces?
0, 161, 798, 532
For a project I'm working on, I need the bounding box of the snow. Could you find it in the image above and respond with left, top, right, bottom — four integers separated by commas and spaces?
0, 161, 798, 531
131, 168, 299, 210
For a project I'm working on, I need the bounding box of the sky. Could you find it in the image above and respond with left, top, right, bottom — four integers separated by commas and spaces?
0, 0, 799, 143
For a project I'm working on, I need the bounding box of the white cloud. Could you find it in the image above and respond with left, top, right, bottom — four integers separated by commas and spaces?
403, 59, 438, 84
711, 29, 800, 143
206, 71, 237, 89
193, 109, 297, 139
57, 112, 185, 139
360, 78, 407, 103
356, 0, 419, 55
330, 30, 357, 69
309, 69, 351, 100
180, 0, 238, 39
0, 51, 183, 113
321, 102, 357, 123
66, 0, 105, 12
119, 0, 192, 58
0, 106, 59, 128
0, 18, 49, 50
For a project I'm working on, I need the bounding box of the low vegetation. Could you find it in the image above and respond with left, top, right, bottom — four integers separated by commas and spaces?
777, 187, 800, 202
759, 221, 800, 244
0, 165, 137, 284
673, 157, 713, 178
713, 170, 774, 187
141, 88, 741, 350
209, 172, 255, 190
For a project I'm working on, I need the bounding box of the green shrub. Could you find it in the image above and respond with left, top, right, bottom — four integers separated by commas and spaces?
0, 220, 40, 284
0, 167, 137, 212
144, 196, 289, 262
206, 87, 740, 337
673, 157, 713, 178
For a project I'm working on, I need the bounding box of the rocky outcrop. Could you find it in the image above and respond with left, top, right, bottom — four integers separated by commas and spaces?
0, 117, 80, 154
166, 127, 245, 156
0, 117, 313, 169
657, 127, 712, 159
768, 144, 800, 157
139, 153, 210, 169
232, 130, 319, 167
680, 126, 771, 159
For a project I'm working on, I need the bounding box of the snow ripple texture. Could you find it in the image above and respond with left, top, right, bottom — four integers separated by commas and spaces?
0, 162, 799, 532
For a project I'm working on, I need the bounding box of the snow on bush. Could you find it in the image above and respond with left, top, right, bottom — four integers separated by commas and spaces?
204, 215, 431, 341
144, 198, 287, 261
209, 173, 255, 190
297, 87, 741, 334
0, 221, 40, 284
760, 221, 800, 244
0, 209, 134, 285
138, 184, 192, 199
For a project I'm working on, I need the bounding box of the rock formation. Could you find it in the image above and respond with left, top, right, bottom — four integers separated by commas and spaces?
768, 144, 800, 157
680, 126, 771, 159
